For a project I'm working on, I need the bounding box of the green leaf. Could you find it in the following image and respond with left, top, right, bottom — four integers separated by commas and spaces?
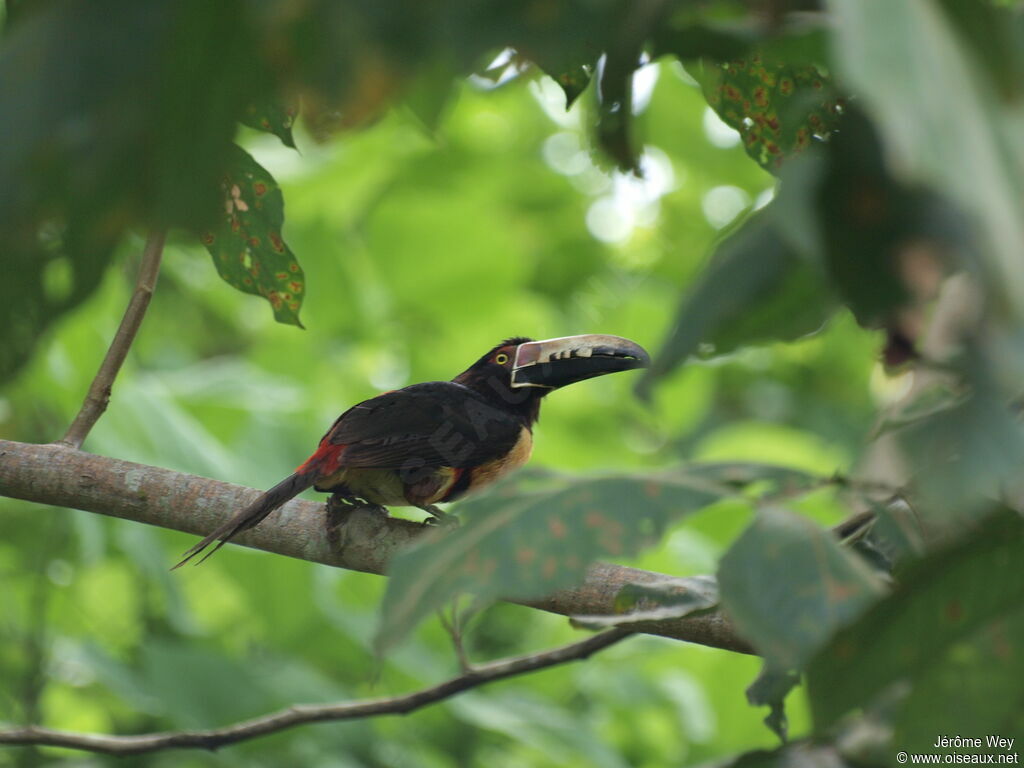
862, 501, 925, 569
746, 663, 801, 743
546, 64, 592, 110
591, 1, 677, 171
814, 109, 970, 332
652, 5, 830, 66
894, 606, 1024, 753
644, 107, 964, 390
530, 50, 594, 110
403, 56, 461, 132
717, 508, 886, 669
2, 227, 117, 383
572, 574, 719, 630
596, 44, 642, 172
899, 365, 1024, 524
652, 22, 757, 64
376, 470, 732, 653
829, 0, 1024, 323
638, 212, 834, 395
933, 0, 1024, 101
700, 48, 842, 171
506, 3, 613, 110
807, 508, 1024, 731
0, 0, 255, 380
202, 144, 305, 327
240, 96, 298, 148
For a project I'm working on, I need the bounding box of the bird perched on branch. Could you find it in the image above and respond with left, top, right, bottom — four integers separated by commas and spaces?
174, 334, 649, 567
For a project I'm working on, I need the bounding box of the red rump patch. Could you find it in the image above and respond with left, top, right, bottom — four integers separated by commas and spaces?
440, 467, 470, 502
297, 441, 346, 476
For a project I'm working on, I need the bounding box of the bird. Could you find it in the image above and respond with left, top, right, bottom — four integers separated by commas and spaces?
174, 334, 649, 567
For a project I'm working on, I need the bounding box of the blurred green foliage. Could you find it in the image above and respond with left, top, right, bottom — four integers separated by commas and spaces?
2, 0, 1024, 765
0, 57, 856, 768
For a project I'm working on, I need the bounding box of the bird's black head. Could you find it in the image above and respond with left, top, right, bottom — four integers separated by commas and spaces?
453, 334, 650, 425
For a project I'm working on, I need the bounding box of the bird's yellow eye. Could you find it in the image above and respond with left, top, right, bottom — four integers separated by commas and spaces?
495, 353, 509, 365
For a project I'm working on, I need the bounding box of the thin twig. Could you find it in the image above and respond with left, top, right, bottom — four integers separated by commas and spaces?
757, 473, 906, 508
60, 230, 167, 449
0, 629, 632, 755
438, 598, 476, 673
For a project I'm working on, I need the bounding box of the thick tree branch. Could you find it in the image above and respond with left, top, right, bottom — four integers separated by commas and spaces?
60, 230, 166, 449
0, 439, 752, 654
0, 628, 632, 755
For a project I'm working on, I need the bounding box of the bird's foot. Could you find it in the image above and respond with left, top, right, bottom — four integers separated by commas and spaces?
327, 493, 387, 516
358, 499, 390, 517
325, 494, 359, 548
325, 495, 391, 548
326, 493, 358, 511
420, 505, 459, 529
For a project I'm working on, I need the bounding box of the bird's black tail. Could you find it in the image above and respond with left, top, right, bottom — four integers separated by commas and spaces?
172, 473, 316, 569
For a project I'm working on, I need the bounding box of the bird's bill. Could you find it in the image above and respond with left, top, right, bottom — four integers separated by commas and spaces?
510, 334, 650, 389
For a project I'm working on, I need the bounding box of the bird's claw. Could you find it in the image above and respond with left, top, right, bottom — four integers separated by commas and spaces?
325, 496, 390, 548
422, 507, 460, 529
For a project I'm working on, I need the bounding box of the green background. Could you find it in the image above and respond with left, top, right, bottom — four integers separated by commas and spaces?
0, 63, 882, 766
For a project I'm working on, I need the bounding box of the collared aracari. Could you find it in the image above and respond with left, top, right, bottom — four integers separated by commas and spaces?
174, 334, 649, 567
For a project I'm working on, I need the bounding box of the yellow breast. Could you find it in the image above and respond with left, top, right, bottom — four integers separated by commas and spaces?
467, 426, 533, 493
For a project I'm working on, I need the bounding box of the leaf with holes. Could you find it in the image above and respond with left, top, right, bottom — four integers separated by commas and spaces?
202, 145, 305, 327
572, 574, 719, 630
807, 508, 1024, 733
701, 49, 842, 171
718, 508, 886, 670
376, 470, 734, 653
240, 97, 298, 148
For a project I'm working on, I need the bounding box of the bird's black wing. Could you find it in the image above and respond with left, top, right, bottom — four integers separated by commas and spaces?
325, 382, 523, 469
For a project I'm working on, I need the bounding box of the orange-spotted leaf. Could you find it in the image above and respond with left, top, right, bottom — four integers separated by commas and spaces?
240, 97, 298, 148
202, 144, 305, 327
717, 508, 885, 670
892, 608, 1024, 753
375, 470, 735, 654
807, 508, 1024, 734
701, 50, 842, 171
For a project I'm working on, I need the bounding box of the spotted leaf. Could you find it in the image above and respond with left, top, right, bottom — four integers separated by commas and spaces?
807, 508, 1024, 734
718, 507, 886, 670
202, 145, 304, 327
376, 469, 735, 653
240, 97, 298, 148
701, 50, 842, 171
